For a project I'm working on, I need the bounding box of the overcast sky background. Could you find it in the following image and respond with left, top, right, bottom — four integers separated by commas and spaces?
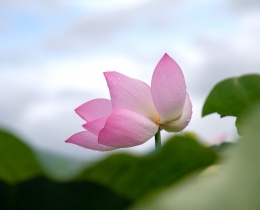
1, 0, 260, 160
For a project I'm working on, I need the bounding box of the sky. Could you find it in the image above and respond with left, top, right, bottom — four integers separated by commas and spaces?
1, 0, 260, 160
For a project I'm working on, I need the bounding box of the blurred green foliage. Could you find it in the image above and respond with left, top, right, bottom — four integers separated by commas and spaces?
0, 177, 130, 210
0, 130, 217, 209
209, 142, 234, 156
202, 74, 260, 134
132, 104, 260, 210
0, 129, 42, 184
77, 134, 218, 200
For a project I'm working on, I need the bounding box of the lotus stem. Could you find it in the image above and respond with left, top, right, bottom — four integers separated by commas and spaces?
155, 128, 161, 151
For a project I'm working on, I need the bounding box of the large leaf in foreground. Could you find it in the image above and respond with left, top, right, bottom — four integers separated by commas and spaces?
0, 129, 42, 184
202, 74, 260, 134
132, 104, 260, 210
34, 151, 87, 181
0, 177, 130, 210
0, 128, 218, 209
78, 134, 218, 201
202, 74, 260, 117
0, 129, 130, 209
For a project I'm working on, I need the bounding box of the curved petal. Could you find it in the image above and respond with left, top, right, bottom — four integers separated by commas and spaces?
65, 131, 116, 151
98, 109, 159, 148
151, 53, 187, 123
82, 117, 107, 135
75, 98, 113, 122
160, 94, 192, 132
104, 71, 159, 123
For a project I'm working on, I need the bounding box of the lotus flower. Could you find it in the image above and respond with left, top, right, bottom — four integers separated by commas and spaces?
66, 53, 192, 151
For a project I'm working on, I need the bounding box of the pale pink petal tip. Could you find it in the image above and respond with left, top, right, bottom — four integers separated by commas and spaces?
103, 71, 159, 122
98, 109, 159, 148
151, 53, 187, 123
160, 94, 192, 132
208, 133, 228, 146
66, 131, 116, 151
75, 98, 113, 122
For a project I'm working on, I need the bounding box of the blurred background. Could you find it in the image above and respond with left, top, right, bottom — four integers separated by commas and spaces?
1, 0, 260, 160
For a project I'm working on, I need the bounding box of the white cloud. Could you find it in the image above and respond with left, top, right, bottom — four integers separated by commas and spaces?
42, 55, 147, 92
44, 0, 184, 51
0, 0, 66, 15
228, 0, 260, 12
71, 0, 149, 12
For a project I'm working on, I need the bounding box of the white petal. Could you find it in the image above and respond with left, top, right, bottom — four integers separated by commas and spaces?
160, 94, 192, 132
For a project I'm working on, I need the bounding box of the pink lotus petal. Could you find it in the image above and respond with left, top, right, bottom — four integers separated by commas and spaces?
104, 71, 160, 123
98, 109, 159, 148
151, 53, 187, 123
160, 94, 192, 132
75, 98, 113, 122
65, 131, 116, 151
208, 133, 228, 146
82, 117, 107, 135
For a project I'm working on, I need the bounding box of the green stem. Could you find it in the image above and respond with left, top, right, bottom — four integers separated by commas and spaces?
155, 128, 161, 151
